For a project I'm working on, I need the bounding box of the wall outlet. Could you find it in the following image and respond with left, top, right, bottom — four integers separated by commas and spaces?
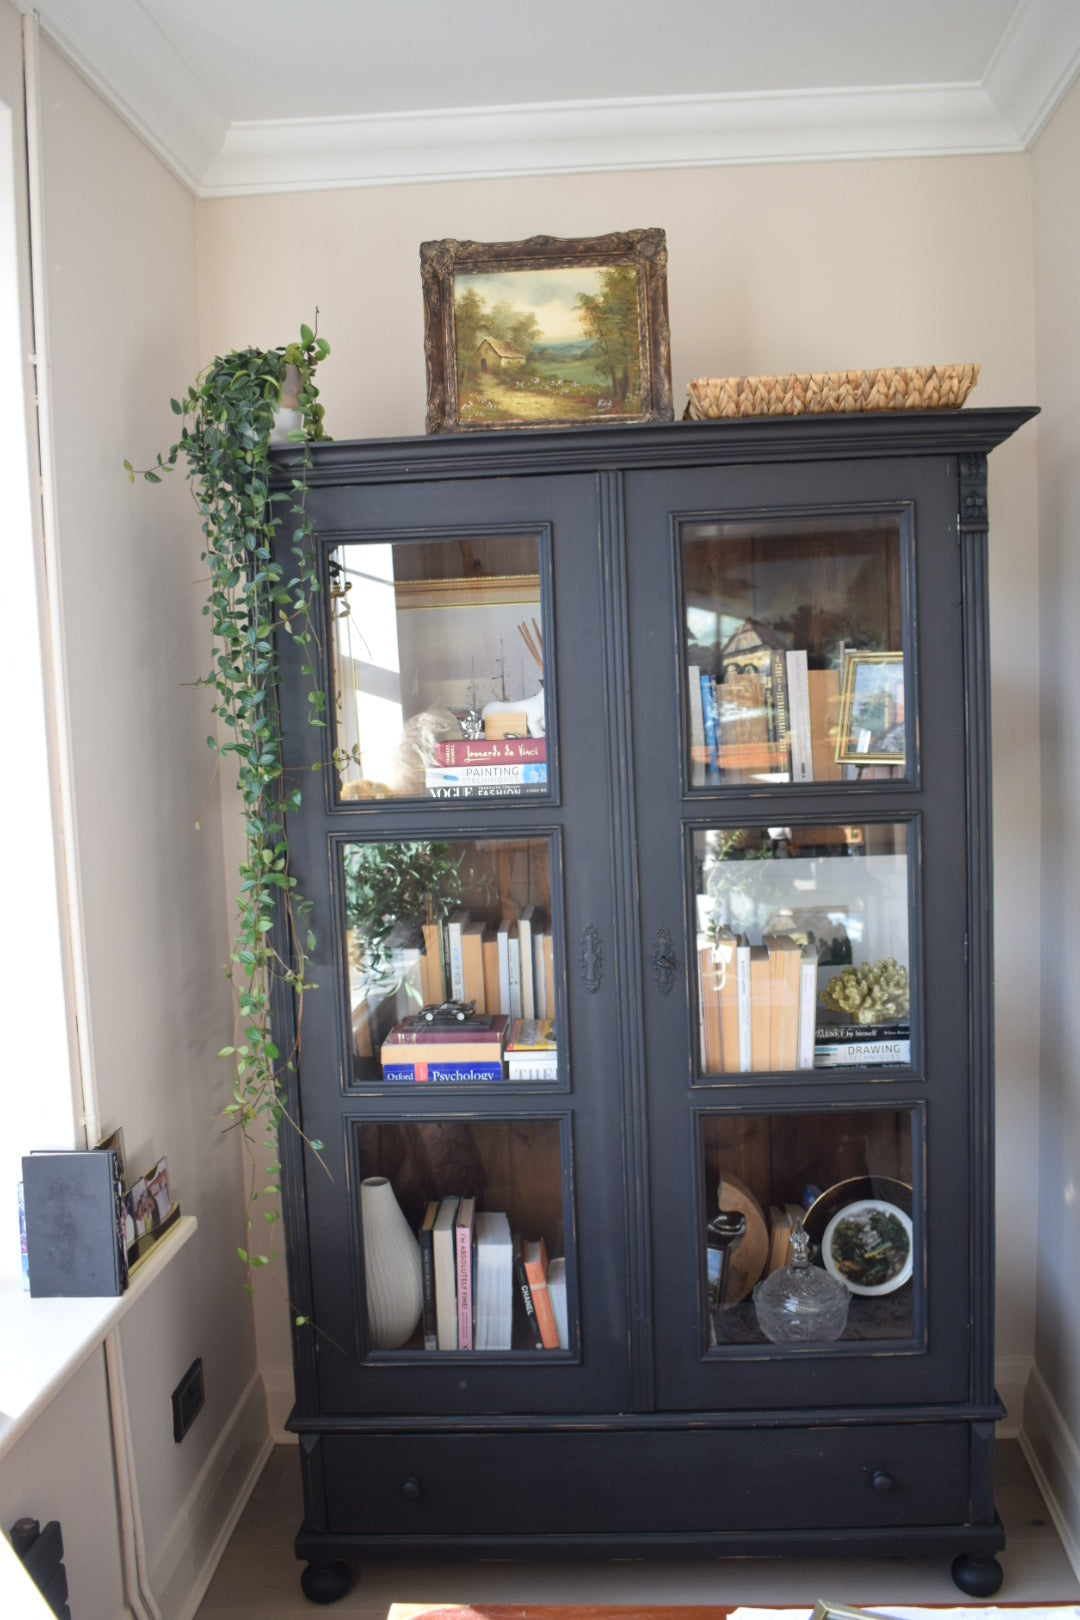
171, 1357, 204, 1441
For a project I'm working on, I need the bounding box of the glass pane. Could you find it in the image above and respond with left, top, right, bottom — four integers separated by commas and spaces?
355, 1119, 570, 1353
330, 534, 548, 801
682, 513, 906, 787
693, 822, 911, 1075
701, 1108, 915, 1349
344, 835, 558, 1084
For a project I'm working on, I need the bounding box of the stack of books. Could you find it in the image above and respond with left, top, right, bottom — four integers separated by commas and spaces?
505, 1018, 558, 1079
381, 1012, 509, 1083
419, 1196, 515, 1350
425, 737, 548, 799
417, 906, 555, 1024
814, 1021, 911, 1067
418, 1199, 569, 1352
697, 929, 910, 1072
688, 650, 842, 786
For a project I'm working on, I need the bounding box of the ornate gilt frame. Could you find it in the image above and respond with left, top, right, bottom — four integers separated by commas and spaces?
420, 229, 673, 434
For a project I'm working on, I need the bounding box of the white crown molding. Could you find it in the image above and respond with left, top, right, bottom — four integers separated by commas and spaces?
28, 0, 1080, 198
984, 0, 1080, 145
200, 84, 1021, 198
26, 0, 227, 194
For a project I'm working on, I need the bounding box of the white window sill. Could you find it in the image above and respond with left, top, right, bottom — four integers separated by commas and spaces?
0, 1214, 196, 1463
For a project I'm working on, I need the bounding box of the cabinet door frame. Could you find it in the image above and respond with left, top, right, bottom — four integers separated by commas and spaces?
622, 454, 979, 1414
273, 469, 636, 1417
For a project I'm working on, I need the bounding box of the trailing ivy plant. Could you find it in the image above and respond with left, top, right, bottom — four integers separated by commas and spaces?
343, 840, 467, 993
126, 322, 330, 1295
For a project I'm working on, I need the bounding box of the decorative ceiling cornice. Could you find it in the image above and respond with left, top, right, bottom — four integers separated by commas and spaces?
27, 0, 1080, 198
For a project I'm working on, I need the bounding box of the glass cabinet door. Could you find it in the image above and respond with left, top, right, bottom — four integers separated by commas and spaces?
329, 533, 550, 804
700, 1105, 919, 1351
342, 833, 560, 1083
274, 471, 633, 1417
680, 511, 911, 790
692, 820, 913, 1077
624, 458, 973, 1414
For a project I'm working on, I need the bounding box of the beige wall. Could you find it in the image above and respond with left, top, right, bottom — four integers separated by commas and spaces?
197, 154, 1041, 1429
1, 14, 270, 1614
4, 1, 1064, 1589
1029, 71, 1080, 1558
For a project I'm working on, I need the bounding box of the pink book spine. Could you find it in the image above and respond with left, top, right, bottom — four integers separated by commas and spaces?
455, 1200, 475, 1350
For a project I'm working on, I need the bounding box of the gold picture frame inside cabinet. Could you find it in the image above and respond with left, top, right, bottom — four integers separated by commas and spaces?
835, 650, 906, 767
420, 229, 674, 434
393, 574, 541, 612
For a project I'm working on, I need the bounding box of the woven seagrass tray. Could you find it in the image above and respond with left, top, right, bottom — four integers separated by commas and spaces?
685, 363, 979, 420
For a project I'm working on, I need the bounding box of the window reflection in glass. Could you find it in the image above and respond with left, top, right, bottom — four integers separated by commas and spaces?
343, 834, 556, 1084
682, 513, 906, 787
330, 535, 547, 801
702, 1107, 915, 1349
693, 822, 911, 1075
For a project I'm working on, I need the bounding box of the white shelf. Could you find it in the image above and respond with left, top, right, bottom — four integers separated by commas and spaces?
0, 1213, 196, 1462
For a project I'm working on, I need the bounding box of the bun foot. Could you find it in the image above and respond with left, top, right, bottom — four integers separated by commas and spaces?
300, 1559, 351, 1603
951, 1551, 1003, 1596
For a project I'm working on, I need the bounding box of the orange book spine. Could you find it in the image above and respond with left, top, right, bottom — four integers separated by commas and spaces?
523, 1237, 560, 1349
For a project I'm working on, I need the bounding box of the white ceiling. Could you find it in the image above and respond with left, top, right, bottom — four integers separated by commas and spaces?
23, 0, 1080, 197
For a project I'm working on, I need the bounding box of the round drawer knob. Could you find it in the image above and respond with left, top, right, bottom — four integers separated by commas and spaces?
401, 1476, 422, 1502
872, 1470, 895, 1494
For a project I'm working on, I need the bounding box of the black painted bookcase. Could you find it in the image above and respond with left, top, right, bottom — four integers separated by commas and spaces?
269, 409, 1034, 1602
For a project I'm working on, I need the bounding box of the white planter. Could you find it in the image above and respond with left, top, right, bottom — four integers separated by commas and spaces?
359, 1176, 423, 1349
270, 362, 303, 444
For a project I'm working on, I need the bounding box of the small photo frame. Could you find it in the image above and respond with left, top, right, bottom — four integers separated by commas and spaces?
130, 1156, 172, 1237
836, 651, 906, 766
420, 229, 673, 433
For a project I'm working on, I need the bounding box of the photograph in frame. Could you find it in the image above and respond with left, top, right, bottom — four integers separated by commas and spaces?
836, 650, 906, 767
420, 229, 673, 433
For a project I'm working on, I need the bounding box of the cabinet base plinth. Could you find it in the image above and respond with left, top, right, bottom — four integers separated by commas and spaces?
951, 1551, 1004, 1596
300, 1559, 351, 1604
294, 1517, 1006, 1577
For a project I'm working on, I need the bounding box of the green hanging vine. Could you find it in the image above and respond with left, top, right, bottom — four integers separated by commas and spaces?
126, 322, 330, 1294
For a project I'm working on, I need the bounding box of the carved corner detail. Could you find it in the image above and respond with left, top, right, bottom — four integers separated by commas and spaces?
652, 927, 677, 994
580, 924, 603, 994
958, 452, 989, 532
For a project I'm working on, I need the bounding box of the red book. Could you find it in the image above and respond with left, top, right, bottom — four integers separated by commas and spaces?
382, 1013, 509, 1051
522, 1235, 560, 1349
455, 1196, 476, 1350
432, 738, 547, 766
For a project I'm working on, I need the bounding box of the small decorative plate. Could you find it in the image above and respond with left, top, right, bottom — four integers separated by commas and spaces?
822, 1198, 914, 1296
802, 1174, 912, 1249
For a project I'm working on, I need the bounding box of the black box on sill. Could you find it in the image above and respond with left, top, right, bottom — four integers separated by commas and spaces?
21, 1149, 125, 1298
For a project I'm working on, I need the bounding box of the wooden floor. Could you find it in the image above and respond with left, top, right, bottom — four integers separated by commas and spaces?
195, 1440, 1079, 1618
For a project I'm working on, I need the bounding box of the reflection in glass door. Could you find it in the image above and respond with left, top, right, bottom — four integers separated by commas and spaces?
330, 533, 548, 802
681, 512, 909, 788
342, 833, 559, 1086
700, 1107, 917, 1352
693, 821, 913, 1076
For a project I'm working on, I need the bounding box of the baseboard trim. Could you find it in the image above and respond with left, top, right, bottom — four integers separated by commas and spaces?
994, 1355, 1031, 1438
150, 1370, 273, 1620
1021, 1363, 1080, 1582
262, 1365, 298, 1444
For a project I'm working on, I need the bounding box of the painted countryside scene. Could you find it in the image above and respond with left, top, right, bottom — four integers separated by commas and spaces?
453, 264, 645, 425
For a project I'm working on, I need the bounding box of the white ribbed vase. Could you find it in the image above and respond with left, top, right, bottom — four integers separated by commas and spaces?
360, 1176, 423, 1349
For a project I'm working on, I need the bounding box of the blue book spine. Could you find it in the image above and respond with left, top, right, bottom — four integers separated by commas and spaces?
383, 1061, 507, 1083
700, 673, 722, 783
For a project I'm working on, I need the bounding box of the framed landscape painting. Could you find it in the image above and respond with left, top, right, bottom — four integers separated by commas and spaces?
836, 650, 906, 766
420, 229, 673, 433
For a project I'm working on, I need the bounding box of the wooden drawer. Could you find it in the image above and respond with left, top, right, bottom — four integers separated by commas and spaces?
321, 1422, 970, 1537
